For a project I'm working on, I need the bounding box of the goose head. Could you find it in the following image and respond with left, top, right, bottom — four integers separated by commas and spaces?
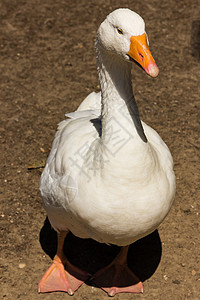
96, 8, 159, 77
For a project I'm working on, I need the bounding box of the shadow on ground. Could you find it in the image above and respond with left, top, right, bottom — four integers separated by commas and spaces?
39, 217, 162, 285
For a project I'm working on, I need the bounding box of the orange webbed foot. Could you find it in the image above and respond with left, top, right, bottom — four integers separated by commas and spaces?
38, 255, 90, 295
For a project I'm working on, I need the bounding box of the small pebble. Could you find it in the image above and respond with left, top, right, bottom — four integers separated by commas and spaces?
19, 263, 26, 269
163, 274, 168, 281
192, 270, 196, 276
181, 263, 185, 267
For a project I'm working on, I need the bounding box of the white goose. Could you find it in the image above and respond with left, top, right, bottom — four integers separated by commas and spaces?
38, 8, 175, 296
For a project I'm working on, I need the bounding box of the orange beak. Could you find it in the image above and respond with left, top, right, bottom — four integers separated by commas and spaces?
128, 33, 159, 77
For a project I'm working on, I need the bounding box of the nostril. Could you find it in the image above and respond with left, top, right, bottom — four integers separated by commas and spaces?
139, 53, 144, 61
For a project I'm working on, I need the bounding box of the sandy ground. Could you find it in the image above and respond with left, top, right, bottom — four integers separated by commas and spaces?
1, 0, 199, 299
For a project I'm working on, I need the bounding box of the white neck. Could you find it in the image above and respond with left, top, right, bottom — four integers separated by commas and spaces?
96, 43, 147, 155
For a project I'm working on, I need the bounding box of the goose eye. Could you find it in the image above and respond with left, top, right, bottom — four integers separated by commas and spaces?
117, 28, 123, 35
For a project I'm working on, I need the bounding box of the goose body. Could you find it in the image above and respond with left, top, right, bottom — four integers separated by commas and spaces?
39, 8, 175, 295
41, 91, 175, 246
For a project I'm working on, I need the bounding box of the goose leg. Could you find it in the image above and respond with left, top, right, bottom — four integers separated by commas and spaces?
38, 230, 90, 295
92, 245, 143, 296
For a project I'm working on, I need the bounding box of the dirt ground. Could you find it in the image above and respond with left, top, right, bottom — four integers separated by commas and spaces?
1, 0, 199, 299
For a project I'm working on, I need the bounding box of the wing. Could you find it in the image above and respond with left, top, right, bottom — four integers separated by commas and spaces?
76, 91, 101, 111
